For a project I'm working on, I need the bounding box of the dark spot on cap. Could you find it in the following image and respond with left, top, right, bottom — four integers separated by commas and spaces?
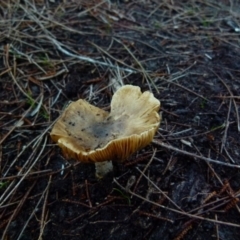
68, 121, 75, 126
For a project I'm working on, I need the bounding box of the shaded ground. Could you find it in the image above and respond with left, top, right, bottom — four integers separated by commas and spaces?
1, 0, 240, 239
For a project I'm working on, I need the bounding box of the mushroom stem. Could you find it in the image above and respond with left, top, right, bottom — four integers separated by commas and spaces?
95, 161, 113, 178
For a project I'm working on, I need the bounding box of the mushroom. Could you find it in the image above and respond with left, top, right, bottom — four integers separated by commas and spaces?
50, 85, 161, 178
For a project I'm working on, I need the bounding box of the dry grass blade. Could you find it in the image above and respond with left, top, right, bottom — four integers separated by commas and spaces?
16, 175, 52, 240
46, 36, 135, 73
37, 175, 52, 240
210, 69, 240, 132
113, 38, 159, 93
132, 149, 156, 194
0, 136, 48, 206
89, 40, 137, 73
1, 181, 37, 239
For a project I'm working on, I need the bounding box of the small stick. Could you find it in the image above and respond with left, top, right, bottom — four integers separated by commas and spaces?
152, 140, 240, 169
138, 210, 173, 223
113, 178, 240, 228
16, 176, 52, 240
85, 180, 92, 208
38, 175, 52, 240
1, 182, 36, 239
47, 36, 135, 73
215, 214, 220, 240
132, 149, 156, 193
210, 69, 240, 132
220, 99, 231, 153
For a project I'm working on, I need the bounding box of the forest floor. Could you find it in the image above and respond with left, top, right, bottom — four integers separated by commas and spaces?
1, 0, 240, 239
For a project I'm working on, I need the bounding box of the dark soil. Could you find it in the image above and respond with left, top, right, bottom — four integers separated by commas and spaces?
1, 0, 240, 239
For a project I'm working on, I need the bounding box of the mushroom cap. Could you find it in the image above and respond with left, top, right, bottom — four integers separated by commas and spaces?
50, 85, 161, 163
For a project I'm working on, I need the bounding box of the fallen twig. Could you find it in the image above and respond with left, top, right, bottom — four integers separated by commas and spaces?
113, 178, 240, 228
152, 139, 240, 168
